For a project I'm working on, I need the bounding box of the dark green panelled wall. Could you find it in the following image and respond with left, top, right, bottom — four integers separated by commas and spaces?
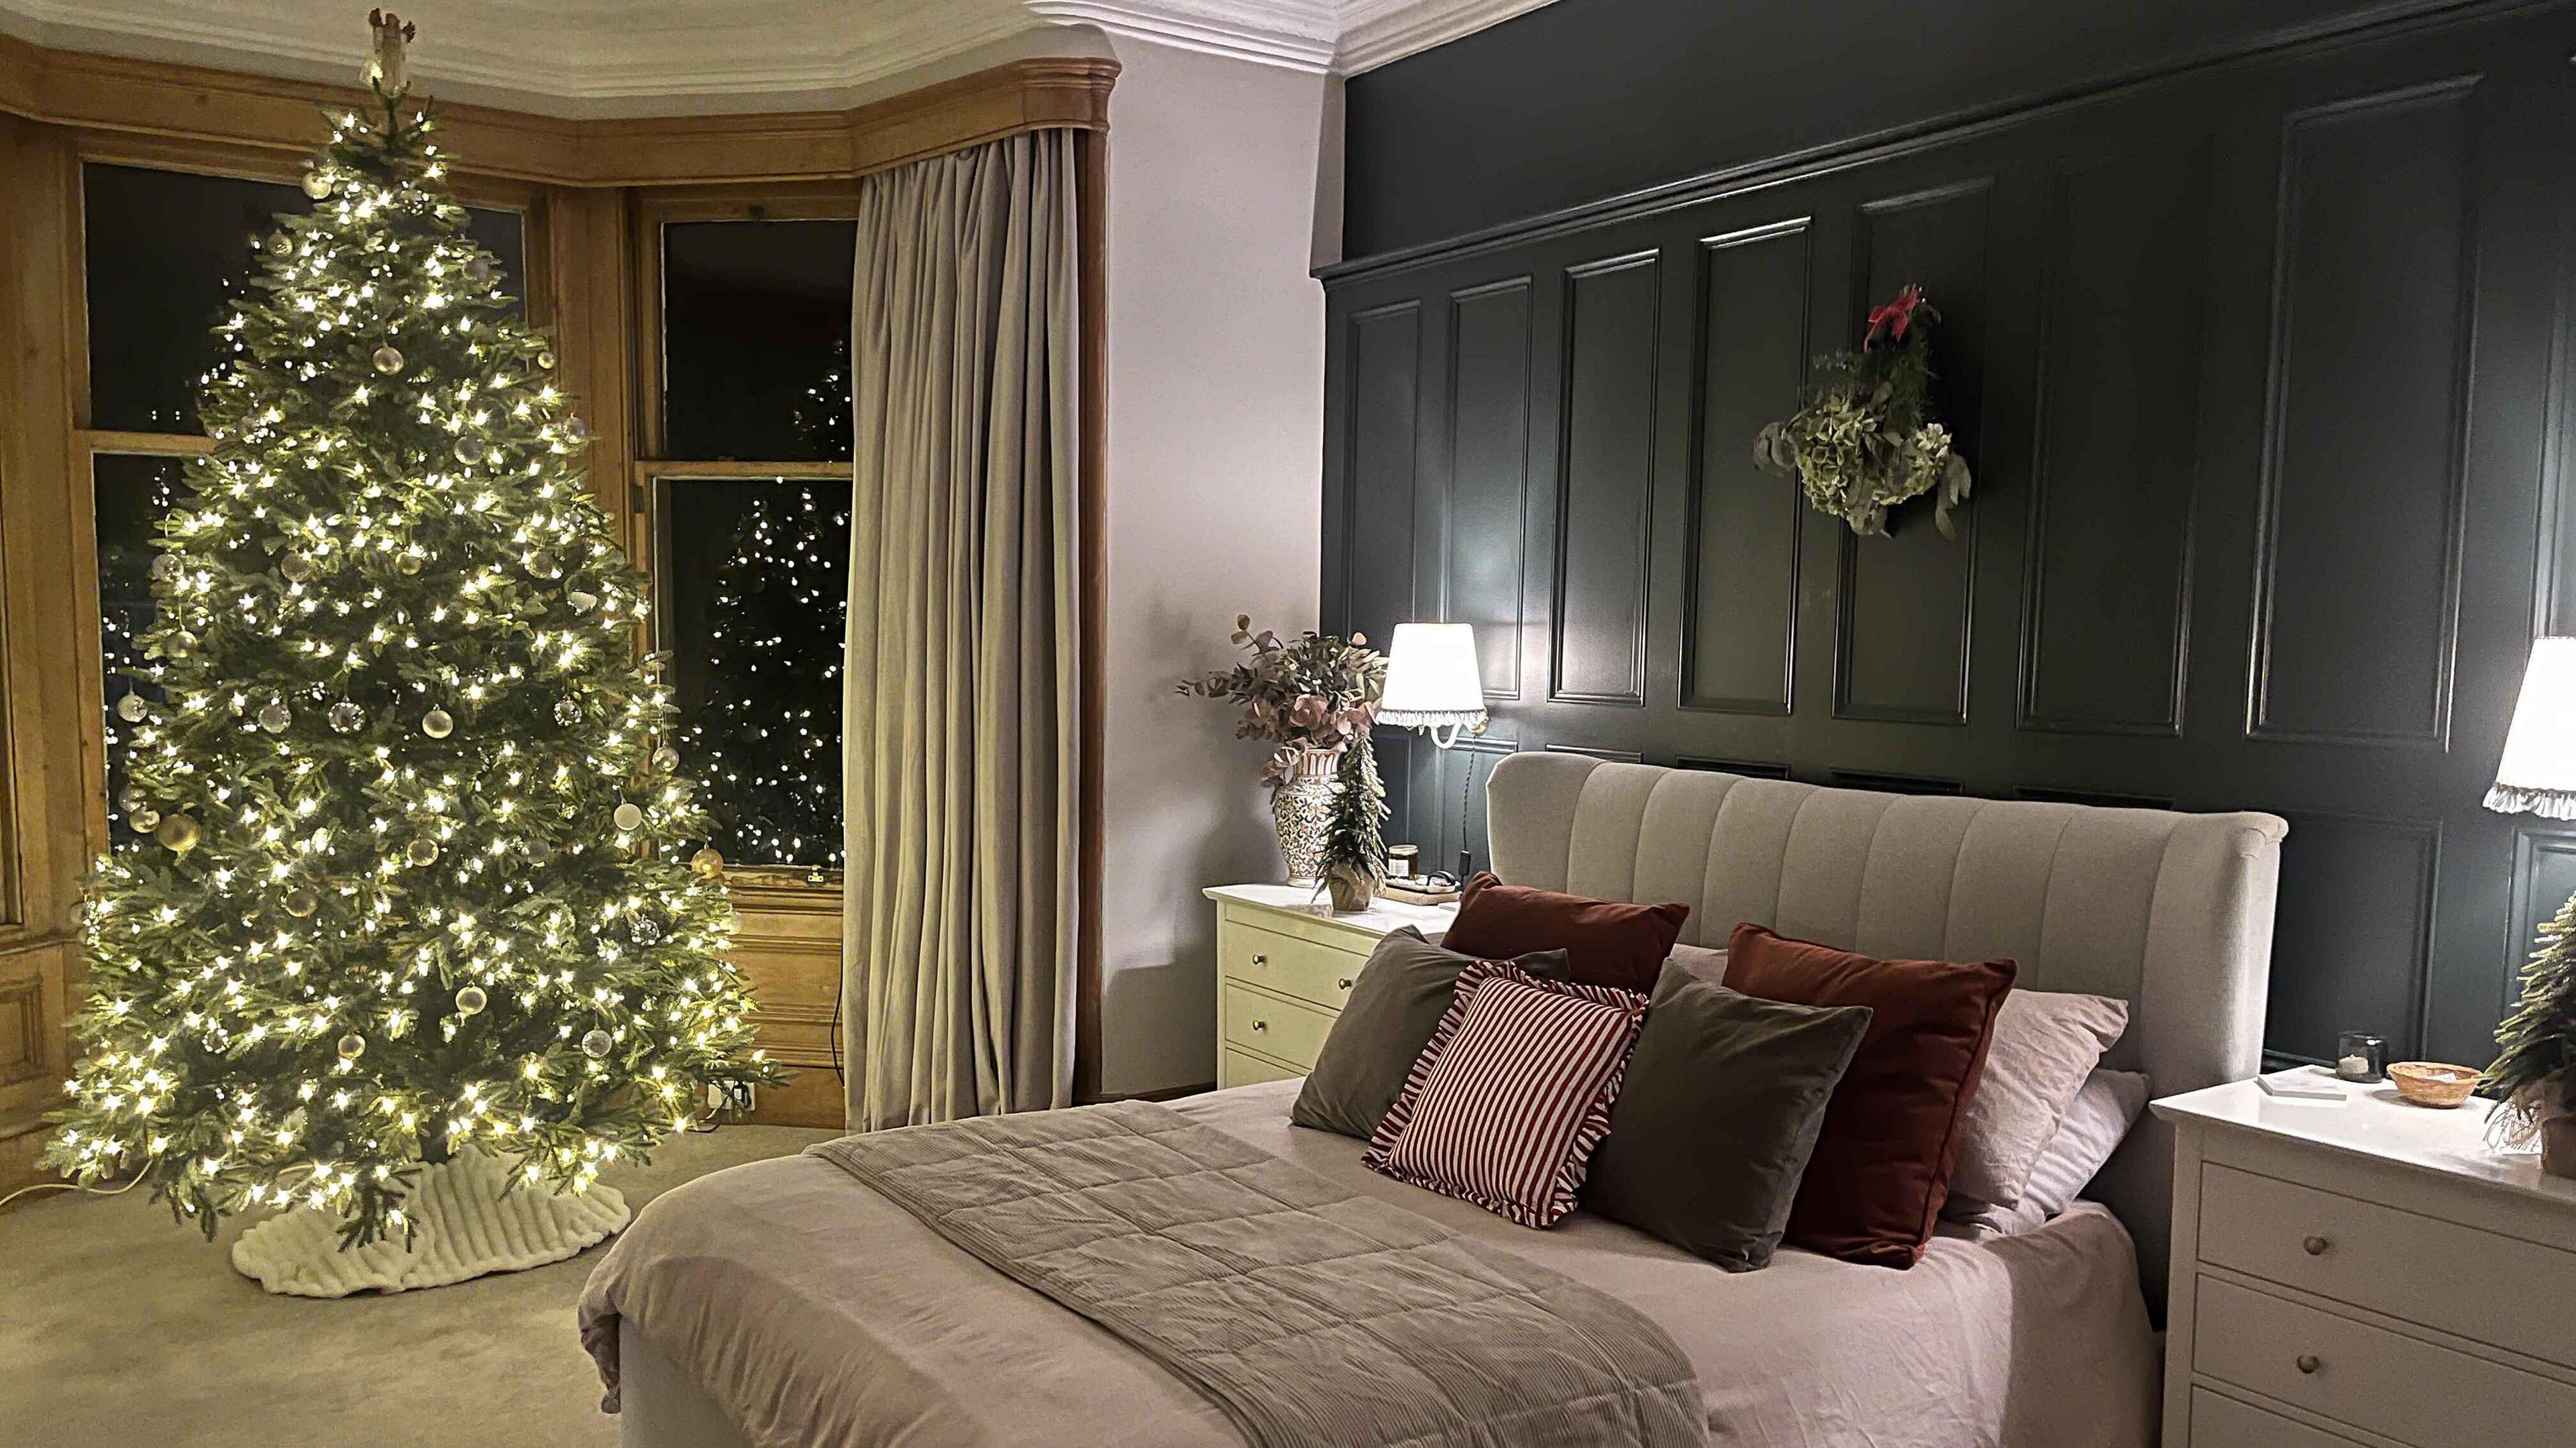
1320, 0, 2576, 1067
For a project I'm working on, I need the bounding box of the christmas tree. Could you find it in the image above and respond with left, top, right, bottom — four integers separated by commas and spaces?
682, 482, 848, 869
2487, 892, 2576, 1135
43, 34, 781, 1247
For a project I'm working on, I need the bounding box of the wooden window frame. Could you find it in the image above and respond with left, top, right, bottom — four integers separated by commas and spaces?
631, 190, 862, 901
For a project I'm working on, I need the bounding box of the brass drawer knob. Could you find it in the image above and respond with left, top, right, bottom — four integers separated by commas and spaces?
2302, 1235, 2330, 1257
1250, 954, 1268, 967
1337, 977, 1354, 991
1250, 1019, 1268, 1032
2295, 1354, 2320, 1376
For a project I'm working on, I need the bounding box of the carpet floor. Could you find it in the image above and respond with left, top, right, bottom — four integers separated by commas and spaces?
0, 1123, 839, 1447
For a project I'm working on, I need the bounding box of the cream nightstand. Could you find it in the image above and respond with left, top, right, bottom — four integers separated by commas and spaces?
1203, 883, 1458, 1089
2153, 1076, 2576, 1447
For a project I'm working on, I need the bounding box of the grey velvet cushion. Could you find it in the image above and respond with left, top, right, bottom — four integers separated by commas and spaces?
1945, 989, 2130, 1211
1290, 928, 1567, 1140
1951, 1068, 2153, 1236
1582, 966, 1873, 1272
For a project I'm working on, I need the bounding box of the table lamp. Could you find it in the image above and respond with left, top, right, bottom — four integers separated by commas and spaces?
2488, 637, 2576, 818
1379, 623, 1490, 882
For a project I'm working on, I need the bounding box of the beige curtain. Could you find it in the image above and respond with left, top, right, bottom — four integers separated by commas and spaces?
843, 129, 1079, 1129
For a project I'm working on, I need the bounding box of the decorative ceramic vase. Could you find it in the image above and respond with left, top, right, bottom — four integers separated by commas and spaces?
2543, 1114, 2576, 1181
1271, 749, 1338, 883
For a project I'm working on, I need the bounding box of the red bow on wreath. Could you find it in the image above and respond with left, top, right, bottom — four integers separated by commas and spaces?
1864, 284, 1924, 347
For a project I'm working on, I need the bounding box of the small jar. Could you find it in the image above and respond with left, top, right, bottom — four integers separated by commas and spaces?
2335, 1032, 2387, 1083
1385, 844, 1417, 879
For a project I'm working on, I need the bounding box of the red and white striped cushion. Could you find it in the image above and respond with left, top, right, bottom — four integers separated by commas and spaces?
1362, 960, 1648, 1227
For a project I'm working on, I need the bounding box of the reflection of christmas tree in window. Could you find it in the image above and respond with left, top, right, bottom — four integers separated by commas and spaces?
792, 337, 851, 459
684, 481, 848, 867
98, 457, 184, 842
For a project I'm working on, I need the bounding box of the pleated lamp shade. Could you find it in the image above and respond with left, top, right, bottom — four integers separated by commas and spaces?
2488, 637, 2576, 819
1379, 623, 1487, 732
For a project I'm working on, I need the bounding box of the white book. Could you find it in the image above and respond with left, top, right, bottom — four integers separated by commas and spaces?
2255, 1067, 2351, 1103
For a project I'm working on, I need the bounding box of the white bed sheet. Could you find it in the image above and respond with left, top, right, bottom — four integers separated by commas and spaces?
583, 1080, 2158, 1448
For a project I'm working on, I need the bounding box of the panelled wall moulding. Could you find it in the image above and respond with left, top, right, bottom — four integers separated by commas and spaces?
1830, 178, 1991, 729
1323, 0, 2576, 1068
1441, 273, 1532, 704
2014, 144, 2212, 738
2243, 75, 2479, 750
1549, 248, 1658, 708
1680, 217, 1808, 719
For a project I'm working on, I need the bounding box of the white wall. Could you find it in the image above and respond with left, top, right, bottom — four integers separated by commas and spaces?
1098, 35, 1334, 1095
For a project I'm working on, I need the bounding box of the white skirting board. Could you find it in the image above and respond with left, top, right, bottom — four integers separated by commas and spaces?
229, 1148, 631, 1297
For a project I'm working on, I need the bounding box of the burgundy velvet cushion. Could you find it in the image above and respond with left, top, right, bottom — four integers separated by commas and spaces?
1440, 872, 1688, 992
1721, 923, 2016, 1268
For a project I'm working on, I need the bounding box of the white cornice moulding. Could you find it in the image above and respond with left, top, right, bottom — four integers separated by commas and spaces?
1031, 1, 1337, 71
1335, 0, 1560, 73
0, 0, 1561, 114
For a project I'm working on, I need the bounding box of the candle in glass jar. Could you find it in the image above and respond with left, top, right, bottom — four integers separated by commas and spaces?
2334, 1032, 2387, 1082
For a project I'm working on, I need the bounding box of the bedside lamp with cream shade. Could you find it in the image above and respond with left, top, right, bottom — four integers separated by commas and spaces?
1379, 623, 1489, 746
2487, 636, 2576, 818
1379, 622, 1491, 881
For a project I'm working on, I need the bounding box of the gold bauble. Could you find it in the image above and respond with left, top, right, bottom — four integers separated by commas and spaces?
690, 846, 724, 879
155, 814, 201, 854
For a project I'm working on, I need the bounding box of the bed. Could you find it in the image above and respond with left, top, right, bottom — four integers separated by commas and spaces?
585, 755, 2288, 1448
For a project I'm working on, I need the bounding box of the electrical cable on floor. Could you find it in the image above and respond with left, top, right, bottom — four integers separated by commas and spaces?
0, 1166, 152, 1213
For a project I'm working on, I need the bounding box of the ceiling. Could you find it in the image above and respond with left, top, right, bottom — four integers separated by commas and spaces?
0, 0, 1560, 115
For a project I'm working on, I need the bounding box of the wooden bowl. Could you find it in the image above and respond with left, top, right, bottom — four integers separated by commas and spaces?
2388, 1061, 2479, 1108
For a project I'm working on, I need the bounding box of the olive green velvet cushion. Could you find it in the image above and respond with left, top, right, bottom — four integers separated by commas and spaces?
1289, 928, 1567, 1141
1583, 966, 1873, 1272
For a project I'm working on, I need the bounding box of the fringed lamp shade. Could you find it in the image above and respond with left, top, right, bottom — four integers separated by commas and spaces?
1378, 624, 1488, 735
2488, 638, 2576, 819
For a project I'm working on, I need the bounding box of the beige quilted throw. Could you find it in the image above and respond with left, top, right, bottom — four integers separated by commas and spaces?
810, 1099, 1706, 1448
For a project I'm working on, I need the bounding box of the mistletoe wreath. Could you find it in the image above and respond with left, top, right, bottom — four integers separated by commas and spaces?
1754, 284, 1973, 539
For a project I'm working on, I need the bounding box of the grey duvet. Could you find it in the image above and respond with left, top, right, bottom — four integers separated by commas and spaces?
578, 1079, 2158, 1448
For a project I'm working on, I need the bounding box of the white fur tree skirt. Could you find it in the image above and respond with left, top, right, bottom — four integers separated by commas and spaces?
229, 1149, 631, 1297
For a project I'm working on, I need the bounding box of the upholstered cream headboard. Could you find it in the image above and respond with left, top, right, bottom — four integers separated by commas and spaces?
1485, 753, 2286, 1300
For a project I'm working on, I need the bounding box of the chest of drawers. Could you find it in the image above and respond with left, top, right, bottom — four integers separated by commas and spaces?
2154, 1078, 2576, 1448
1203, 883, 1457, 1089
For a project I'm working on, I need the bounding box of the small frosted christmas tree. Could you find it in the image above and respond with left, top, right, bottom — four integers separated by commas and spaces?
44, 14, 781, 1273
2487, 893, 2576, 1138
683, 484, 847, 868
1318, 739, 1389, 912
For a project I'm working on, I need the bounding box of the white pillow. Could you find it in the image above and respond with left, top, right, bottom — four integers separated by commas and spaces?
1947, 1068, 2151, 1237
1664, 942, 1727, 983
1948, 990, 2129, 1209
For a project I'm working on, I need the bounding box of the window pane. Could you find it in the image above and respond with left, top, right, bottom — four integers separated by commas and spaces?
662, 220, 855, 461
660, 476, 850, 867
85, 164, 527, 434
96, 453, 187, 843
